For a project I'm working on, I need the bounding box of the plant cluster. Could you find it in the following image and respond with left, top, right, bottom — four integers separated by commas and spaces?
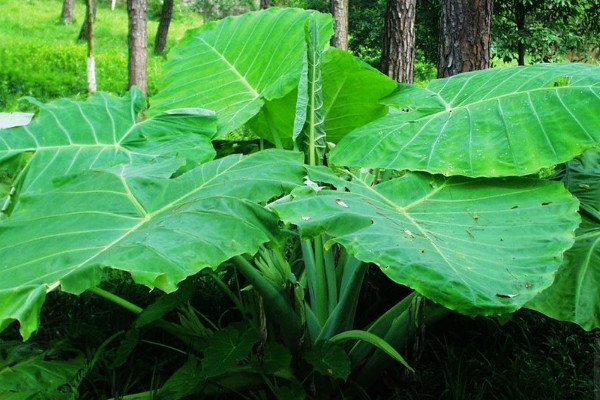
0, 7, 599, 399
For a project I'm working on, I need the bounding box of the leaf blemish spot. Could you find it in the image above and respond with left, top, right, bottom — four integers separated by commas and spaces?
541, 201, 553, 206
335, 198, 349, 208
496, 293, 518, 298
510, 205, 519, 209
525, 282, 532, 289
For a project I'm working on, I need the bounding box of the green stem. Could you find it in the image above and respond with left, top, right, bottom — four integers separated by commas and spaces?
354, 299, 450, 386
208, 271, 246, 315
301, 239, 318, 312
232, 255, 302, 348
87, 286, 193, 345
313, 236, 329, 326
317, 258, 367, 341
88, 286, 143, 314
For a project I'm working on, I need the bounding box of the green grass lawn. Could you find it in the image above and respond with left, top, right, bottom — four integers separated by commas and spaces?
0, 0, 203, 110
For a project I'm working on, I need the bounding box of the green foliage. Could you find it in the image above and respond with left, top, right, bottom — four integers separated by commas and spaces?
332, 64, 600, 177
0, 341, 84, 399
493, 0, 600, 64
192, 0, 258, 21
0, 40, 134, 111
1, 7, 599, 399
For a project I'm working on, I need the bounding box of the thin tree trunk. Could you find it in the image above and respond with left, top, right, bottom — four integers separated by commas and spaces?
128, 0, 148, 96
111, 0, 117, 10
260, 0, 270, 9
154, 0, 174, 55
330, 0, 349, 50
78, 0, 97, 41
61, 0, 75, 24
515, 0, 526, 65
437, 0, 493, 78
86, 0, 96, 93
380, 0, 416, 83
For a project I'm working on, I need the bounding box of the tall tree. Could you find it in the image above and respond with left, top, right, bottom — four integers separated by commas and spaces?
154, 0, 174, 55
380, 0, 416, 83
330, 0, 349, 50
61, 0, 75, 24
437, 0, 493, 78
260, 0, 270, 8
78, 0, 97, 41
85, 0, 96, 93
128, 0, 148, 96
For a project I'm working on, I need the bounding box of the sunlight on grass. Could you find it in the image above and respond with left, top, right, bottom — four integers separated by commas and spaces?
0, 0, 204, 110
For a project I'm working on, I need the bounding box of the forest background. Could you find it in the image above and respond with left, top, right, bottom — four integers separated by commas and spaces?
0, 1, 599, 399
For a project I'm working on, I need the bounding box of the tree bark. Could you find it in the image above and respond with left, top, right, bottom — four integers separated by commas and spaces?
154, 0, 174, 55
85, 0, 96, 93
78, 0, 97, 41
330, 0, 349, 50
380, 0, 416, 83
128, 0, 148, 96
515, 0, 526, 65
61, 0, 75, 24
437, 0, 493, 78
260, 0, 270, 9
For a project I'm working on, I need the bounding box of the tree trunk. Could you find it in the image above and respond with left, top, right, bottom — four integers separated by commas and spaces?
78, 0, 97, 41
128, 0, 148, 96
330, 0, 349, 50
515, 0, 526, 65
61, 0, 75, 24
437, 0, 493, 78
154, 0, 174, 55
85, 0, 96, 93
380, 0, 416, 83
260, 0, 270, 9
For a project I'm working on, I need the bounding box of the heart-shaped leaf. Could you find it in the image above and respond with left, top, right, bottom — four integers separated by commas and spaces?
148, 8, 333, 135
331, 63, 600, 177
526, 215, 600, 331
273, 167, 580, 316
0, 150, 305, 339
526, 149, 600, 330
0, 88, 217, 204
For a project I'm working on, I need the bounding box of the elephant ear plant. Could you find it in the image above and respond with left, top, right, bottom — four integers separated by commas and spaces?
0, 7, 599, 398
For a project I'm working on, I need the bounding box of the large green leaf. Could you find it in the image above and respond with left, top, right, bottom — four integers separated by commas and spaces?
331, 63, 600, 177
556, 148, 600, 222
273, 168, 580, 316
526, 149, 600, 330
0, 88, 217, 203
321, 49, 397, 143
148, 8, 333, 135
0, 150, 305, 339
526, 215, 600, 330
247, 48, 397, 147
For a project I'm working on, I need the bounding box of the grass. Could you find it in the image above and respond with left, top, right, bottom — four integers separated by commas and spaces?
0, 0, 203, 110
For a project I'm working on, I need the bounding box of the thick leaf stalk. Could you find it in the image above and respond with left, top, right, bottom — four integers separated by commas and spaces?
303, 14, 327, 166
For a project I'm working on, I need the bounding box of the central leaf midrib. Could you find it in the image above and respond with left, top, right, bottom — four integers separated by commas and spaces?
199, 38, 260, 99
59, 157, 245, 280
349, 174, 462, 280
